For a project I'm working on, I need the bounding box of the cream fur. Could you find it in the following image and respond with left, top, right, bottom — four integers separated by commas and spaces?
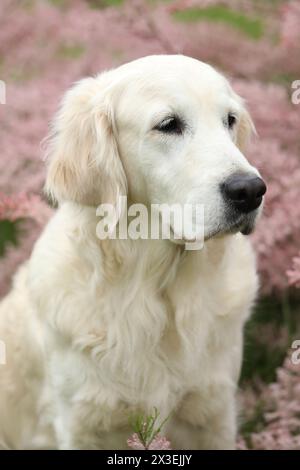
0, 55, 261, 450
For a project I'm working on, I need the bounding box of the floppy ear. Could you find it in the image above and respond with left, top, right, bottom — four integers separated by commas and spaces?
236, 106, 256, 153
44, 76, 127, 207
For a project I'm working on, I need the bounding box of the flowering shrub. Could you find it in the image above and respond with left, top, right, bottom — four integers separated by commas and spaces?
0, 193, 51, 224
280, 1, 300, 50
240, 356, 300, 450
287, 253, 300, 289
128, 408, 171, 450
0, 0, 299, 449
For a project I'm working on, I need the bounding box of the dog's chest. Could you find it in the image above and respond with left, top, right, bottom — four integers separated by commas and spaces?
86, 258, 225, 407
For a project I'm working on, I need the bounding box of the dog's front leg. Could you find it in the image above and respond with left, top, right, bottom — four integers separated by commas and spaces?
167, 387, 237, 450
51, 396, 132, 450
47, 360, 132, 450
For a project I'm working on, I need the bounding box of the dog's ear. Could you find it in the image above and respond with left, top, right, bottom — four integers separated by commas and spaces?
44, 76, 127, 207
236, 106, 256, 153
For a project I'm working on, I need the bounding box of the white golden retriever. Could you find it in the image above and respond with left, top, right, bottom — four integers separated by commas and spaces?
0, 55, 266, 450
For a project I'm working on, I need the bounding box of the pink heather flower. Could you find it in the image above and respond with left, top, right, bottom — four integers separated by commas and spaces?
0, 193, 52, 225
240, 357, 300, 450
148, 435, 172, 450
287, 253, 300, 288
127, 433, 172, 450
127, 433, 147, 450
280, 1, 300, 49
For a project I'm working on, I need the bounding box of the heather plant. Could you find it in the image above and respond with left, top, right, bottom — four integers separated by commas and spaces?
287, 253, 300, 289
240, 356, 300, 450
128, 408, 172, 450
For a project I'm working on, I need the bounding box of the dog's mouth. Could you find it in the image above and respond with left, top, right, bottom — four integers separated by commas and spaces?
165, 209, 259, 246
224, 211, 258, 236
239, 222, 255, 235
203, 211, 259, 241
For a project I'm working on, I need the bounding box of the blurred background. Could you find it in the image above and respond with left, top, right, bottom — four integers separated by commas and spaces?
0, 0, 299, 449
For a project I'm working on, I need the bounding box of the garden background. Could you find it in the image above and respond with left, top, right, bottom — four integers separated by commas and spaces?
0, 0, 300, 449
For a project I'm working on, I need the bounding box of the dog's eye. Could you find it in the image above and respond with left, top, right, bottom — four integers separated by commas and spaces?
154, 116, 184, 135
226, 113, 237, 130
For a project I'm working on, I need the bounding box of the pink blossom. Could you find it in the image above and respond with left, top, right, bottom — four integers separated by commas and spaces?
287, 253, 300, 288
127, 433, 172, 450
280, 1, 300, 49
240, 357, 300, 450
0, 192, 52, 224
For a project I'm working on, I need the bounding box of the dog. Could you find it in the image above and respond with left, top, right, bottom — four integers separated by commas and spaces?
0, 55, 266, 449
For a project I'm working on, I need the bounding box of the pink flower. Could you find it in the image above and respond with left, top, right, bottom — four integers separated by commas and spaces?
127, 433, 172, 450
240, 357, 300, 450
287, 253, 300, 288
0, 192, 52, 225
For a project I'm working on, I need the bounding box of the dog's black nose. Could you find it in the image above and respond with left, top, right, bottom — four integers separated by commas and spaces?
222, 174, 266, 213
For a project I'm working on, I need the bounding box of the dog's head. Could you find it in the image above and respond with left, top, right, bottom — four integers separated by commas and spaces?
45, 55, 266, 241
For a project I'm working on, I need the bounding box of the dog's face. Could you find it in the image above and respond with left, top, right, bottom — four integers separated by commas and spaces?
45, 55, 266, 241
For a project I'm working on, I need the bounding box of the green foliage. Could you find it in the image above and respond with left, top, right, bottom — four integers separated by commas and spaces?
129, 407, 170, 449
48, 0, 68, 8
9, 65, 40, 83
241, 295, 300, 383
242, 338, 286, 384
87, 0, 124, 9
240, 400, 266, 445
0, 220, 20, 257
57, 44, 85, 60
146, 0, 173, 4
270, 72, 300, 89
172, 5, 264, 40
49, 0, 124, 10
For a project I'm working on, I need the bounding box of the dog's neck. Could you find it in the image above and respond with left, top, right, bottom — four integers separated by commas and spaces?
64, 201, 229, 289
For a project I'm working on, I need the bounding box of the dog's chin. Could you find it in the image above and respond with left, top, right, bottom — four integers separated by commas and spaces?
239, 222, 255, 235
168, 211, 258, 245
228, 221, 255, 235
205, 212, 258, 241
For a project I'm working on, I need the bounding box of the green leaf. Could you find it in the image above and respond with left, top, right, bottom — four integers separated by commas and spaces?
172, 5, 264, 40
